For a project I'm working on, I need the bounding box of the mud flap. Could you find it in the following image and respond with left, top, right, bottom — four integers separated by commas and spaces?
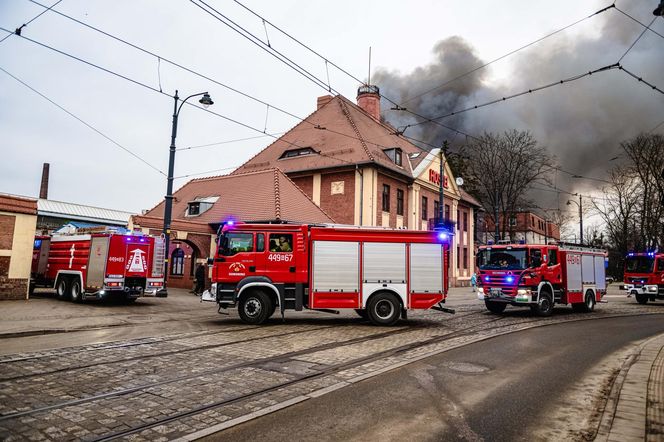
431, 302, 456, 314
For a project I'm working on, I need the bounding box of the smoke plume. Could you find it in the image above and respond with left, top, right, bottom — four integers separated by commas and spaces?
374, 0, 664, 198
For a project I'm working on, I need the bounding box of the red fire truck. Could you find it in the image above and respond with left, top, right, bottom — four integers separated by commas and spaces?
476, 243, 607, 316
624, 252, 664, 304
202, 222, 453, 326
31, 227, 167, 302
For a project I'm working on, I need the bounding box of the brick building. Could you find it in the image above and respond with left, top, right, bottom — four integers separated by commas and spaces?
233, 86, 480, 286
0, 194, 38, 300
480, 211, 561, 244
131, 168, 333, 290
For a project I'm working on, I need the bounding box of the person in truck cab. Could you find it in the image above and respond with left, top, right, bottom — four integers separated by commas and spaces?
278, 236, 292, 252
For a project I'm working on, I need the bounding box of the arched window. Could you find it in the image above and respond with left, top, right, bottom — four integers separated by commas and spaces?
171, 248, 185, 276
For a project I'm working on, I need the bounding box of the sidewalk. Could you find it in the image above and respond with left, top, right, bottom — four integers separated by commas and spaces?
597, 332, 664, 441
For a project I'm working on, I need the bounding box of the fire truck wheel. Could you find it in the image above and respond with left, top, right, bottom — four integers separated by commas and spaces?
238, 290, 272, 325
581, 290, 596, 313
484, 300, 507, 314
56, 278, 69, 300
354, 309, 369, 320
533, 291, 553, 317
70, 279, 83, 303
635, 293, 649, 305
367, 293, 401, 326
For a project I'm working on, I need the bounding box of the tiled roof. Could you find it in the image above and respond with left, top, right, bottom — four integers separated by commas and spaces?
460, 189, 482, 208
38, 199, 134, 225
233, 95, 425, 177
143, 168, 334, 225
0, 193, 38, 215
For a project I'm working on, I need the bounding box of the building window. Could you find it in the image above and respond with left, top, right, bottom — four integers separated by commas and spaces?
463, 212, 468, 232
422, 196, 428, 220
531, 216, 535, 227
171, 248, 184, 276
383, 148, 403, 166
457, 246, 460, 269
396, 189, 404, 216
434, 201, 439, 222
382, 185, 390, 212
509, 216, 517, 227
280, 147, 317, 159
463, 247, 468, 269
445, 204, 450, 222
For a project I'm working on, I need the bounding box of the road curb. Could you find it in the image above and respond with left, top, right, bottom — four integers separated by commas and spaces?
595, 332, 664, 441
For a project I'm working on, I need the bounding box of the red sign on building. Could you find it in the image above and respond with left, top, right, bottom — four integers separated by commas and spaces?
429, 169, 449, 188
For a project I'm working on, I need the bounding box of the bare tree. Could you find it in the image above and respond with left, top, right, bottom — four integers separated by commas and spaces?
461, 130, 553, 241
619, 134, 664, 249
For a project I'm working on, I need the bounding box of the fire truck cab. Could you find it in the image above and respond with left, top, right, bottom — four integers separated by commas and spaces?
624, 252, 664, 304
204, 222, 452, 326
476, 243, 607, 316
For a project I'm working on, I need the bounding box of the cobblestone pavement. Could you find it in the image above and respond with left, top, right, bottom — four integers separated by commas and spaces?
0, 287, 662, 441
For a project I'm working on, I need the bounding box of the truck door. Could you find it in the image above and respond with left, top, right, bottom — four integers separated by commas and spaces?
263, 232, 298, 283
216, 232, 257, 283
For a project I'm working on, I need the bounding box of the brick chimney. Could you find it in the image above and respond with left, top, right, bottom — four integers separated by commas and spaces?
317, 95, 333, 109
357, 85, 381, 122
39, 163, 50, 200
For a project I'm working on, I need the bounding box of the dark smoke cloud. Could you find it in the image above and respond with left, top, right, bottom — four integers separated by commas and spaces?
374, 0, 664, 199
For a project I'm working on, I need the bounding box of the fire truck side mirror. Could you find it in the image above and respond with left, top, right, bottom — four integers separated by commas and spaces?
207, 257, 214, 266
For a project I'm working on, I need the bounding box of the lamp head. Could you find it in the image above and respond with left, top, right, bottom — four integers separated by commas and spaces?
199, 93, 214, 108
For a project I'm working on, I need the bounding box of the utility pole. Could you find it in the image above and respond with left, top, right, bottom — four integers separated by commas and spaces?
579, 194, 583, 245
438, 141, 447, 227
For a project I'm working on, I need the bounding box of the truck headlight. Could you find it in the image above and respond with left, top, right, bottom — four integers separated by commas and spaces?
648, 285, 658, 293
211, 283, 217, 295
477, 287, 484, 294
516, 289, 531, 302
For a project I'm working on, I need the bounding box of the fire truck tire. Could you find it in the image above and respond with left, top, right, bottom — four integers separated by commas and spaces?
485, 300, 507, 314
367, 293, 401, 326
532, 291, 553, 317
635, 293, 649, 305
238, 290, 273, 325
354, 309, 369, 320
56, 278, 69, 300
574, 290, 596, 313
70, 279, 83, 303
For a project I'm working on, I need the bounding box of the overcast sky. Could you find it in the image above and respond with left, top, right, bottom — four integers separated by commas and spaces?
1, 0, 662, 220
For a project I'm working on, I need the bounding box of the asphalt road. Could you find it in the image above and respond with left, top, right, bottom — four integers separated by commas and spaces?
207, 314, 664, 442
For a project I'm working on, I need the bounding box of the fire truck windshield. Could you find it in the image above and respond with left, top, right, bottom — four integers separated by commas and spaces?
477, 248, 528, 270
218, 232, 254, 256
625, 256, 654, 273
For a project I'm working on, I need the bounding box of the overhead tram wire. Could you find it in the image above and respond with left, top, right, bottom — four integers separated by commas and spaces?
618, 66, 664, 95
614, 6, 664, 40
397, 2, 617, 106
18, 2, 469, 156
176, 132, 285, 152
0, 0, 63, 44
407, 64, 622, 129
26, 0, 477, 148
189, 0, 478, 143
228, 0, 614, 138
618, 16, 658, 63
1, 26, 398, 169
0, 65, 166, 176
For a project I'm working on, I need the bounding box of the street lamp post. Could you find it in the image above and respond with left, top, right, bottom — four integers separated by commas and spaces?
163, 90, 213, 278
438, 141, 447, 228
567, 194, 583, 245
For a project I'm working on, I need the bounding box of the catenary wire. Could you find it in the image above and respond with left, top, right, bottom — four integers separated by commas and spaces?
618, 16, 658, 63
0, 65, 166, 176
396, 3, 617, 105
0, 0, 63, 44
619, 65, 664, 95
614, 6, 664, 40
176, 133, 285, 152
16, 3, 472, 154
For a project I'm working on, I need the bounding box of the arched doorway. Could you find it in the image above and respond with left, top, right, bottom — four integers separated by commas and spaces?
167, 240, 202, 290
